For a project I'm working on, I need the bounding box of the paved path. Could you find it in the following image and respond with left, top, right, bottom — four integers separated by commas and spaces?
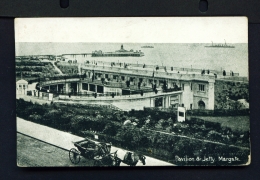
17, 117, 174, 166
51, 61, 64, 75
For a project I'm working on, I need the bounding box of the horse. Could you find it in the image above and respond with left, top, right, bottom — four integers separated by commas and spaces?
115, 149, 146, 166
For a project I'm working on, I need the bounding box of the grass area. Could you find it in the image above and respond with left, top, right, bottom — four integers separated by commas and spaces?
191, 116, 250, 132
16, 76, 39, 82
16, 60, 60, 80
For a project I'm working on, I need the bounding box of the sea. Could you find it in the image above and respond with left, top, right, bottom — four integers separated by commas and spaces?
15, 43, 248, 77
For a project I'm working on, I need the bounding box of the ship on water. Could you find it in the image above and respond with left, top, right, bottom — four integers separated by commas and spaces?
205, 40, 235, 48
141, 45, 154, 48
92, 45, 144, 57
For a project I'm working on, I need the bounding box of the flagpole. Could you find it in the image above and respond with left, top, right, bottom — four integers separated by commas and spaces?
153, 71, 154, 84
152, 68, 155, 90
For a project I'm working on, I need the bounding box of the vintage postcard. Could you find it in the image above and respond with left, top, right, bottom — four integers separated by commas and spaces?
15, 17, 250, 166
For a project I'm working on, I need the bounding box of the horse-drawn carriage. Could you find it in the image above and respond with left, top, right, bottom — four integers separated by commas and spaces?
69, 138, 119, 166
69, 138, 146, 166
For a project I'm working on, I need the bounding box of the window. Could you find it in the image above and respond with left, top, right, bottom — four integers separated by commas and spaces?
159, 80, 164, 85
190, 83, 192, 90
199, 84, 205, 91
190, 104, 192, 110
179, 112, 184, 117
105, 74, 108, 78
155, 97, 163, 107
82, 83, 88, 90
182, 84, 184, 90
113, 75, 117, 80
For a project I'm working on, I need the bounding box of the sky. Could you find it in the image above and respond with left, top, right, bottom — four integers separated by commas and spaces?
15, 17, 248, 43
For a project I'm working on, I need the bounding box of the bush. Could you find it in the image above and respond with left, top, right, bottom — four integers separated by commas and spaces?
28, 114, 43, 123
16, 99, 250, 165
102, 123, 120, 136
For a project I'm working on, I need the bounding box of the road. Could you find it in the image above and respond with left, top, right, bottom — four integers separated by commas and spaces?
17, 117, 174, 166
17, 133, 94, 167
51, 61, 63, 75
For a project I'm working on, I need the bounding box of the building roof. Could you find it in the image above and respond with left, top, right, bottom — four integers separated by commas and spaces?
16, 79, 28, 84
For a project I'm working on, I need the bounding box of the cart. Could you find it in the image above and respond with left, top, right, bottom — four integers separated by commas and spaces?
69, 138, 114, 165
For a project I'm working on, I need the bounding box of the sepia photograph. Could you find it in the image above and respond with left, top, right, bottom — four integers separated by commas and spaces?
15, 17, 250, 166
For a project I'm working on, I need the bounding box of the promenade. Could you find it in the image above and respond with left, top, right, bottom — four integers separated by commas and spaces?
17, 117, 174, 166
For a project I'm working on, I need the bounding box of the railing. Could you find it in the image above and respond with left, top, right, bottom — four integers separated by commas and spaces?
143, 107, 250, 116
28, 74, 84, 84
47, 88, 155, 97
162, 87, 181, 92
186, 109, 250, 116
81, 64, 215, 82
217, 76, 248, 82
144, 107, 178, 113
82, 79, 126, 88
82, 61, 239, 76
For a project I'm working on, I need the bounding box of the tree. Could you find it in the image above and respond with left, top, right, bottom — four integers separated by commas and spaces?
233, 101, 242, 110
102, 123, 118, 136
116, 125, 146, 150
167, 117, 173, 126
165, 126, 172, 133
70, 115, 86, 132
42, 109, 62, 127
155, 119, 164, 130
29, 114, 42, 123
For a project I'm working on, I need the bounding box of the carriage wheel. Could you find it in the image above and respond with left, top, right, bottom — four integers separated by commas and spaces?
69, 148, 81, 164
93, 159, 102, 166
112, 158, 118, 166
